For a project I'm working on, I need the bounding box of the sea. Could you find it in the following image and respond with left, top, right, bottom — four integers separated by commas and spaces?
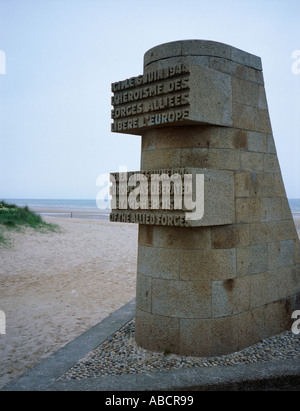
1, 198, 300, 213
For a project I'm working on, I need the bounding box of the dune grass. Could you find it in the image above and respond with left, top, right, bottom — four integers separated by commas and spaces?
0, 201, 59, 245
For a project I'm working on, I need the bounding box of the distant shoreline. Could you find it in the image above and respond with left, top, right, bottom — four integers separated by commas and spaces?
2, 199, 300, 227
29, 206, 110, 220
30, 206, 300, 230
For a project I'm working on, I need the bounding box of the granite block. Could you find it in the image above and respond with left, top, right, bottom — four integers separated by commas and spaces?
251, 271, 279, 308
151, 278, 212, 318
181, 248, 236, 281
136, 273, 152, 313
212, 224, 250, 248
137, 246, 181, 279
212, 277, 251, 317
135, 308, 180, 353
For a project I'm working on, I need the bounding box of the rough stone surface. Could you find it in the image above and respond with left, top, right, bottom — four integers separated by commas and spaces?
144, 40, 262, 70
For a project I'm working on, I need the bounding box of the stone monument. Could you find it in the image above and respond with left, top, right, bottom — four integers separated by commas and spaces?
109, 40, 300, 356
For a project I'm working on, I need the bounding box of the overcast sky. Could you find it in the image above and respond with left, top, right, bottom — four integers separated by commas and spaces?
0, 0, 299, 199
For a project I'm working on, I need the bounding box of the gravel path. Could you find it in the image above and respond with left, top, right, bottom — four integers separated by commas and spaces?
59, 319, 300, 380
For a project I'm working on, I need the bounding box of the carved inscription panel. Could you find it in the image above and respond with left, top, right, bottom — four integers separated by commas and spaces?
111, 63, 233, 134
109, 168, 235, 227
111, 64, 191, 133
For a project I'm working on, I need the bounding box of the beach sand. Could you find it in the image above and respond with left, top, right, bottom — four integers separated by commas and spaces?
0, 216, 138, 389
293, 213, 300, 231
0, 214, 299, 390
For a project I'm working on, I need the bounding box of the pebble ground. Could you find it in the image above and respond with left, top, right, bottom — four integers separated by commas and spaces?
59, 319, 300, 380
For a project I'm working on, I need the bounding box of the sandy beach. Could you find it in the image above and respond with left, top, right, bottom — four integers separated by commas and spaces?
0, 213, 299, 390
0, 216, 138, 389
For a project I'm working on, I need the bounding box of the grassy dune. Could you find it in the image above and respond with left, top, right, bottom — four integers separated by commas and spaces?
0, 201, 58, 245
